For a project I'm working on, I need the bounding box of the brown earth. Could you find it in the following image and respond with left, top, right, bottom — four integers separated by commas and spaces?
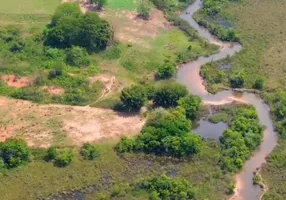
2, 75, 31, 88
0, 97, 144, 148
42, 86, 65, 96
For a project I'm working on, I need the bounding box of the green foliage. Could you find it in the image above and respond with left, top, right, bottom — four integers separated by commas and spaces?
153, 82, 188, 108
220, 107, 263, 172
229, 72, 245, 88
44, 147, 57, 162
54, 150, 74, 167
209, 112, 228, 123
120, 85, 147, 112
101, 45, 122, 60
65, 46, 91, 67
45, 4, 112, 52
253, 77, 264, 90
115, 136, 135, 153
48, 62, 64, 79
156, 63, 176, 80
137, 0, 151, 20
136, 174, 195, 200
0, 138, 30, 168
117, 109, 202, 157
80, 143, 99, 160
177, 94, 201, 120
89, 0, 107, 9
11, 87, 45, 103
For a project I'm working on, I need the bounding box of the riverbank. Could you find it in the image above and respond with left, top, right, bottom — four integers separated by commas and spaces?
177, 0, 278, 199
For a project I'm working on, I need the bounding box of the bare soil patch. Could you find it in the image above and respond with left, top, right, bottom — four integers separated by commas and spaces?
42, 86, 65, 96
2, 75, 31, 88
0, 97, 144, 147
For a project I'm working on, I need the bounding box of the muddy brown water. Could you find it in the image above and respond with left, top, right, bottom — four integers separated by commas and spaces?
178, 0, 278, 199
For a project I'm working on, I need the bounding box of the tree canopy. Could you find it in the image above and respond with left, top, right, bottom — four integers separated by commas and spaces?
45, 4, 112, 52
120, 85, 147, 112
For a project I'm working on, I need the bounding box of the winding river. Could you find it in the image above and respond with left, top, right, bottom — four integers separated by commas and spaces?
177, 0, 278, 199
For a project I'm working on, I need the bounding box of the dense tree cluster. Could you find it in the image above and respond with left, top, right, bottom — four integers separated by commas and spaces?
220, 107, 263, 172
0, 138, 30, 168
116, 109, 202, 157
44, 3, 112, 52
153, 82, 188, 108
136, 174, 195, 200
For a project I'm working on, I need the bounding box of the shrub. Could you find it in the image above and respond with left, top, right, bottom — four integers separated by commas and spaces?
137, 0, 151, 20
177, 95, 201, 120
89, 0, 107, 9
253, 77, 264, 90
153, 82, 188, 108
229, 72, 245, 88
54, 150, 74, 167
11, 88, 45, 103
48, 62, 65, 79
120, 85, 147, 112
136, 174, 195, 200
116, 137, 135, 153
0, 138, 30, 168
156, 63, 176, 80
61, 89, 89, 106
44, 147, 57, 161
80, 143, 99, 160
66, 46, 91, 67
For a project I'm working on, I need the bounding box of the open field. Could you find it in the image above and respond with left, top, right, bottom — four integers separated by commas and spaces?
0, 97, 144, 148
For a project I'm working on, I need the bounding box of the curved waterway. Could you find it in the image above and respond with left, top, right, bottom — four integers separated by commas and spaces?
177, 0, 278, 199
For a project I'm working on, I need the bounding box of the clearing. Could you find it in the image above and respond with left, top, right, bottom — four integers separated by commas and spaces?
0, 96, 144, 148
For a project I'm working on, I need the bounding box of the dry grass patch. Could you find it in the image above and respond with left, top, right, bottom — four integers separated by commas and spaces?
0, 97, 144, 147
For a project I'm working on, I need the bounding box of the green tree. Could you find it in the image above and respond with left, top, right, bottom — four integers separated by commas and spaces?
89, 0, 107, 9
50, 3, 81, 27
120, 85, 147, 112
153, 82, 188, 108
177, 95, 201, 120
80, 143, 99, 160
0, 138, 30, 168
45, 5, 112, 52
156, 63, 176, 80
66, 46, 91, 67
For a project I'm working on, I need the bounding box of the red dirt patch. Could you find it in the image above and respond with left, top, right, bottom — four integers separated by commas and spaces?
42, 86, 65, 96
2, 75, 31, 88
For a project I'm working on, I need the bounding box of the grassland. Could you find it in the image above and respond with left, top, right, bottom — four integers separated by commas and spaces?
0, 141, 233, 200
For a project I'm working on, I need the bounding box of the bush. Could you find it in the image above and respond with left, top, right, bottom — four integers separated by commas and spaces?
153, 82, 188, 108
80, 143, 99, 160
229, 72, 245, 88
89, 0, 107, 9
136, 174, 195, 200
137, 0, 151, 20
54, 150, 74, 167
156, 63, 176, 80
120, 85, 147, 112
177, 95, 201, 120
48, 62, 65, 79
116, 137, 135, 153
44, 147, 57, 161
11, 87, 45, 103
0, 138, 30, 168
253, 77, 264, 90
66, 46, 91, 67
